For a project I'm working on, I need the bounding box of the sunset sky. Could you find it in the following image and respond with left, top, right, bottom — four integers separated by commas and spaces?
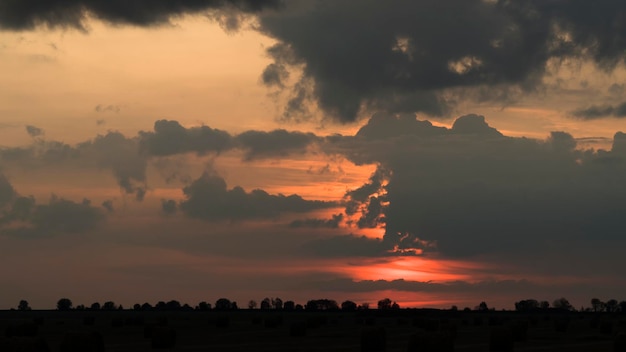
2, 0, 626, 310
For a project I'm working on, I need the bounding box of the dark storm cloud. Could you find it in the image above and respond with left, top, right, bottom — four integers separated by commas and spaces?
139, 119, 320, 160
0, 0, 281, 30
331, 112, 626, 258
258, 0, 626, 122
139, 120, 232, 157
25, 125, 44, 138
161, 199, 177, 215
234, 129, 319, 161
101, 199, 114, 213
288, 213, 343, 229
571, 102, 626, 119
179, 171, 336, 222
303, 231, 434, 258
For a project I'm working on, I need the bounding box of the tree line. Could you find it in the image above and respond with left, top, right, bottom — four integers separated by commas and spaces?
11, 297, 626, 313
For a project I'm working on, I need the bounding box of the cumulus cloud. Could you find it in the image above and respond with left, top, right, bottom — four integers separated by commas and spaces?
257, 0, 626, 122
0, 175, 104, 237
332, 113, 626, 258
0, 0, 282, 30
235, 129, 319, 161
179, 171, 336, 222
95, 104, 120, 113
139, 120, 232, 157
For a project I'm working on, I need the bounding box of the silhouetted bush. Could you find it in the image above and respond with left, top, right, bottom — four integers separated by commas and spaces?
0, 336, 50, 352
150, 327, 176, 349
59, 331, 104, 352
407, 331, 454, 352
489, 326, 514, 352
289, 321, 307, 337
5, 321, 38, 337
361, 327, 386, 352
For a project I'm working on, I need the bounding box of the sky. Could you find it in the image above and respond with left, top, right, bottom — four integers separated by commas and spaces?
2, 0, 626, 310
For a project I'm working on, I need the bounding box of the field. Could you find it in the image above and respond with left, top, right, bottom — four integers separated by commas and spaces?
1, 309, 624, 351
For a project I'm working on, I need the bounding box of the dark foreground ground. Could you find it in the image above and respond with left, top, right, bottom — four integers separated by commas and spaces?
1, 309, 625, 351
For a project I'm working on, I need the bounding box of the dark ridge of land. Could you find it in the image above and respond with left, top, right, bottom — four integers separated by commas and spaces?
1, 309, 625, 351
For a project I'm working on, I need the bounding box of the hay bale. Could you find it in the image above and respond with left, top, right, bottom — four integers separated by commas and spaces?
150, 326, 177, 349
614, 332, 626, 352
5, 321, 38, 337
0, 336, 50, 352
407, 331, 454, 352
59, 331, 104, 352
289, 321, 307, 337
361, 327, 386, 352
489, 326, 514, 352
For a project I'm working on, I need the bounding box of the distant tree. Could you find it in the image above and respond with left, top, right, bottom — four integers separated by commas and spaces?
17, 300, 31, 311
133, 303, 142, 311
539, 301, 550, 309
391, 301, 400, 309
155, 301, 167, 310
272, 298, 283, 310
57, 298, 73, 311
283, 301, 295, 311
197, 301, 211, 311
231, 301, 238, 310
182, 304, 193, 311
103, 301, 117, 310
76, 304, 86, 310
450, 305, 458, 312
619, 301, 626, 314
118, 305, 124, 310
341, 300, 357, 311
553, 297, 573, 311
591, 298, 604, 312
166, 300, 181, 311
306, 299, 339, 311
359, 303, 370, 310
295, 304, 304, 311
377, 298, 392, 310
215, 298, 232, 310
515, 299, 539, 312
248, 300, 257, 309
141, 302, 153, 311
606, 299, 619, 313
260, 298, 271, 310
477, 301, 489, 311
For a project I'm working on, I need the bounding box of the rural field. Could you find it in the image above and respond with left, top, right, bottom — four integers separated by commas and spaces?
1, 309, 624, 351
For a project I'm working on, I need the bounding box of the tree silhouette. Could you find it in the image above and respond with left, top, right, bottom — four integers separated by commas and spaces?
553, 297, 573, 311
591, 298, 604, 312
197, 301, 211, 311
377, 298, 392, 310
103, 301, 117, 310
606, 299, 619, 313
260, 298, 271, 310
341, 300, 357, 311
272, 297, 283, 310
477, 301, 489, 311
90, 302, 101, 310
57, 298, 73, 311
18, 300, 31, 311
283, 301, 295, 311
247, 300, 257, 309
215, 298, 232, 310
